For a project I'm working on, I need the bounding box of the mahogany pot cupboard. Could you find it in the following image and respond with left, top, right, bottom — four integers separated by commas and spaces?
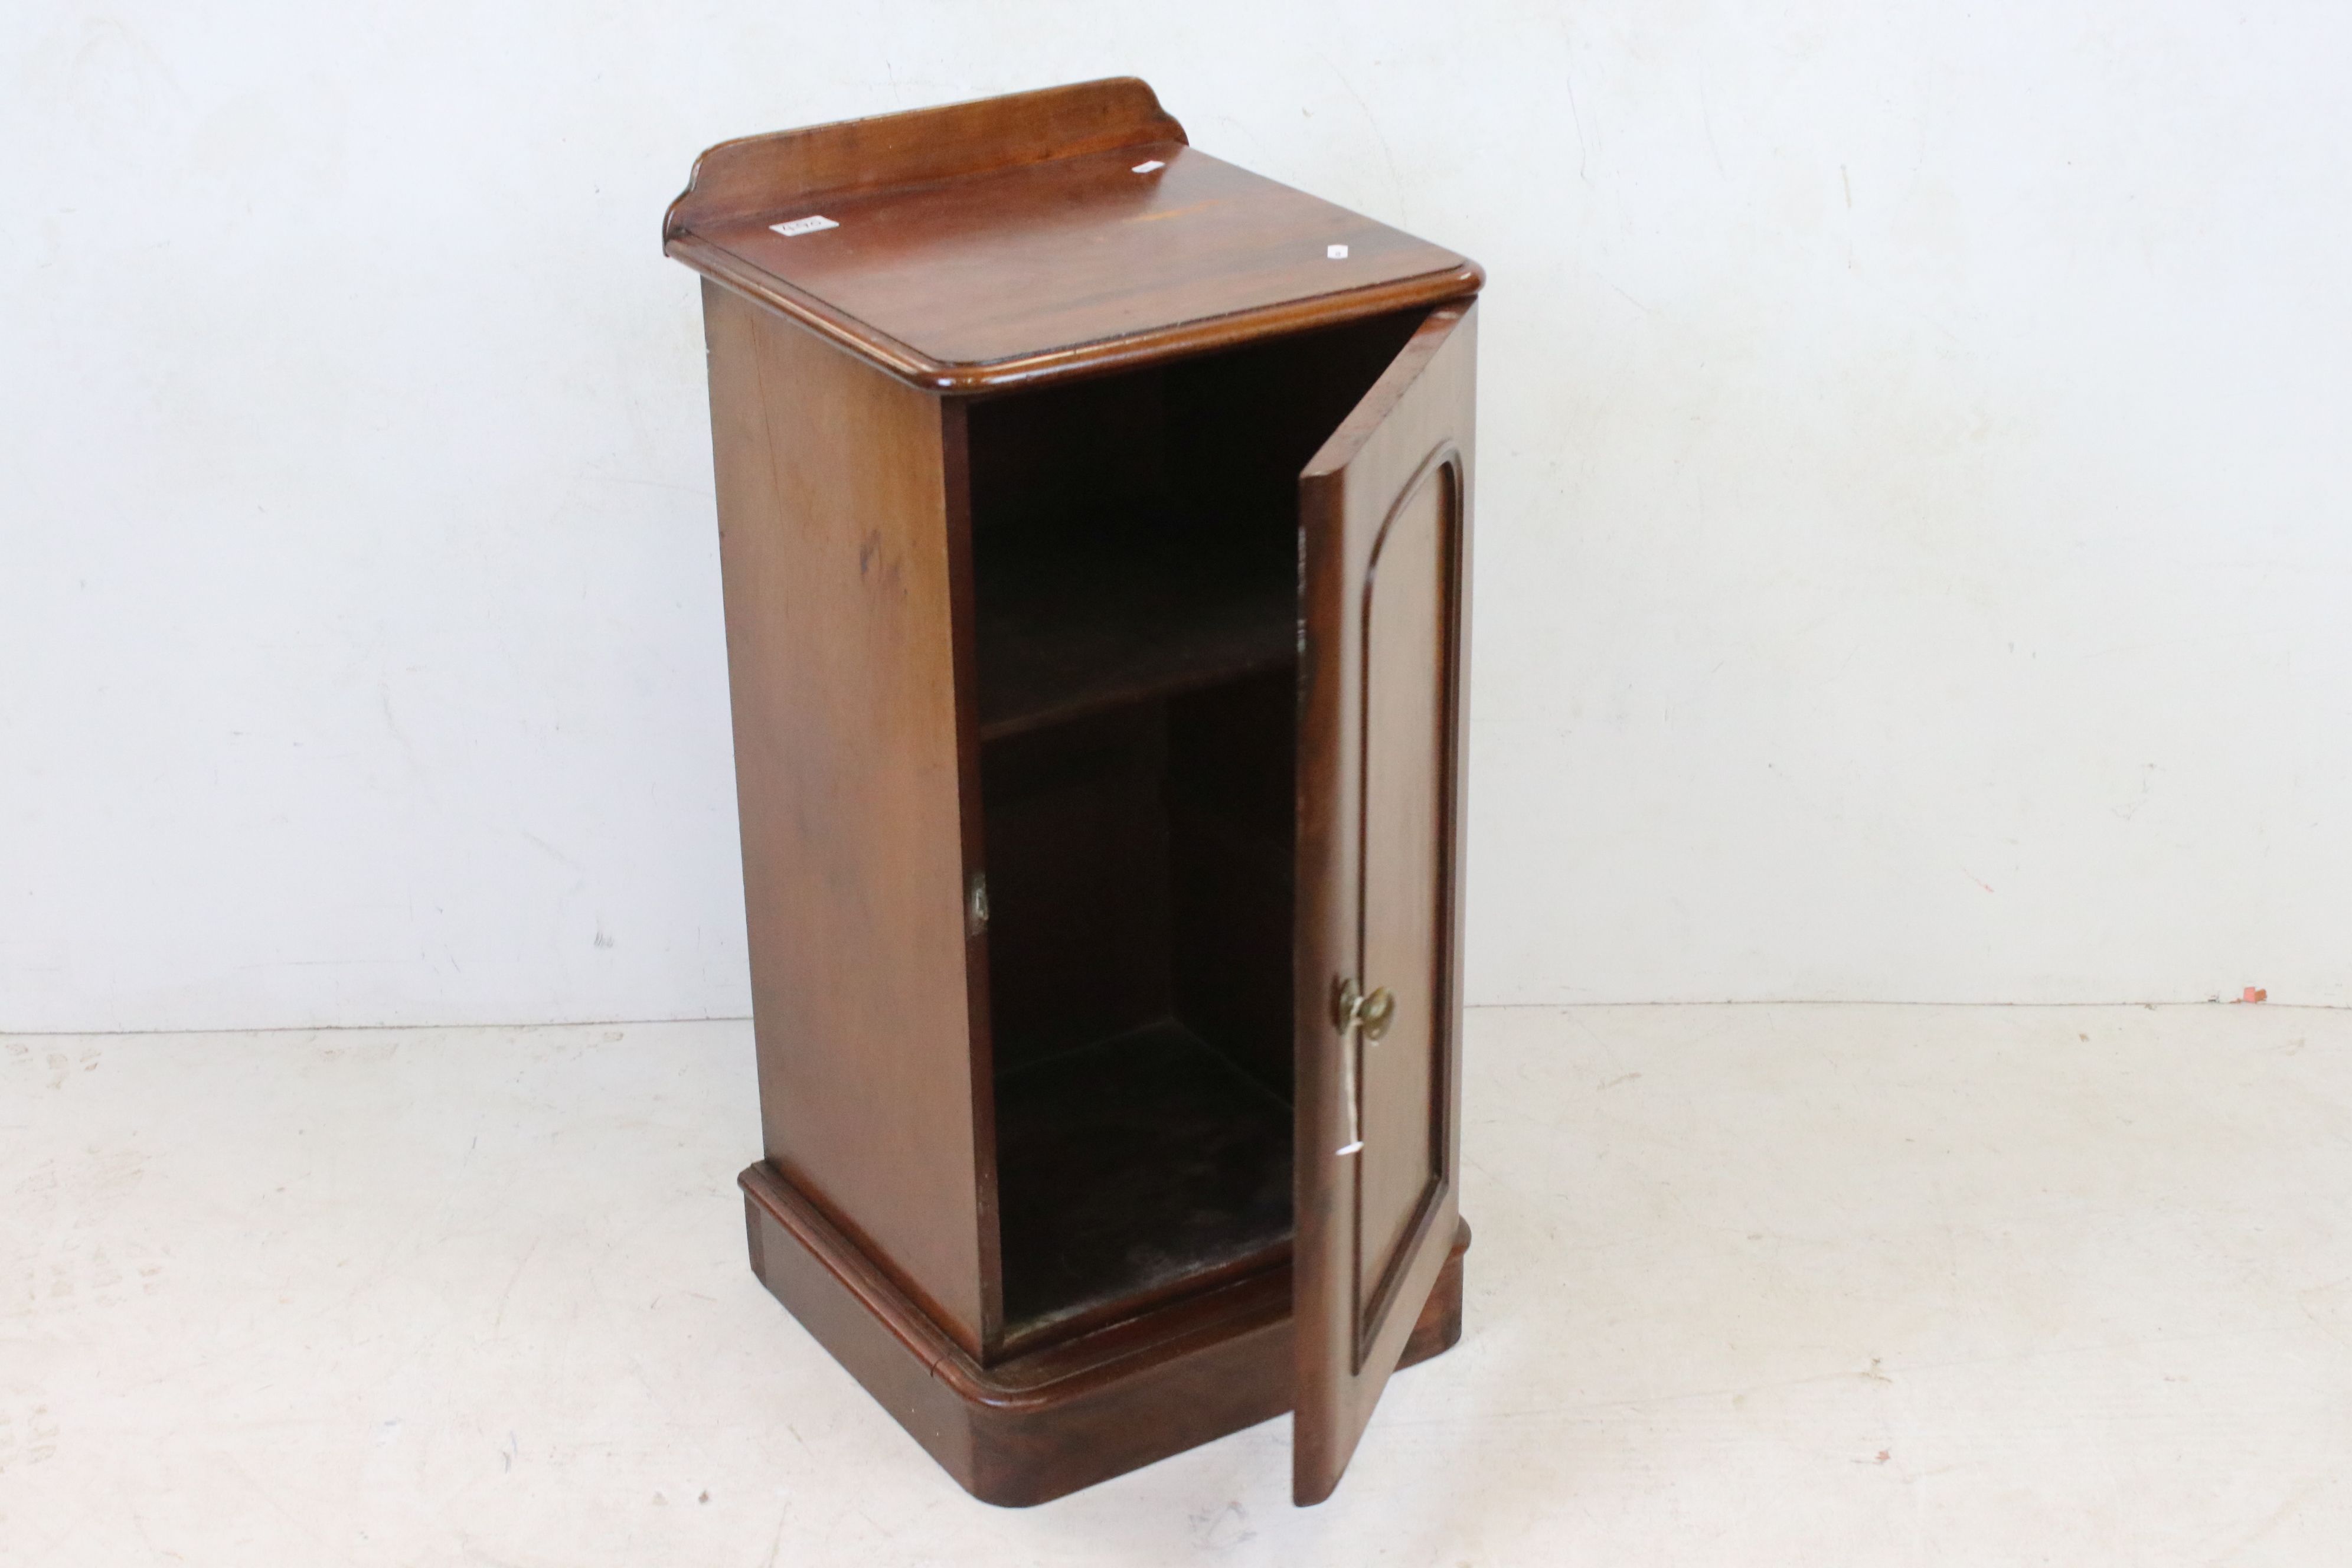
663, 78, 1482, 1507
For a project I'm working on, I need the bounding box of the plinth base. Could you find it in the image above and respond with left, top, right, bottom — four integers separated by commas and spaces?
739, 1161, 1468, 1505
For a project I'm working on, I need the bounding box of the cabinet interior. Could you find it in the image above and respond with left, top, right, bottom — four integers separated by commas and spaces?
969, 310, 1426, 1354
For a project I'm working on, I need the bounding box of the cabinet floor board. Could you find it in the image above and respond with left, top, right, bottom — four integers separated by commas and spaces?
994, 1020, 1293, 1353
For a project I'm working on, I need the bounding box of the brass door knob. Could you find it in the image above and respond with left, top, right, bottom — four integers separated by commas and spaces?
1332, 978, 1397, 1041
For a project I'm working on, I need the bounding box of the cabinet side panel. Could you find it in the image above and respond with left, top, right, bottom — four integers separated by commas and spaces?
703, 279, 987, 1352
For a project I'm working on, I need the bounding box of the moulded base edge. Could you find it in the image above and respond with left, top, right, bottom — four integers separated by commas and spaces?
739, 1159, 1468, 1506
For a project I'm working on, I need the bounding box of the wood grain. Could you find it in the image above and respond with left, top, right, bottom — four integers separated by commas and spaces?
1292, 303, 1476, 1505
1356, 472, 1456, 1320
665, 80, 1478, 392
679, 79, 1485, 1503
743, 1160, 1468, 1507
665, 77, 1185, 239
701, 279, 998, 1356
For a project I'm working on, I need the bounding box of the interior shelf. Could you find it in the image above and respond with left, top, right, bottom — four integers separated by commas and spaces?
973, 517, 1295, 741
992, 1020, 1293, 1350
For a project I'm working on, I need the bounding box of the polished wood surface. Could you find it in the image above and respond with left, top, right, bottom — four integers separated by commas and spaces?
665, 77, 1184, 239
743, 1159, 1468, 1507
1357, 471, 1455, 1314
694, 145, 1474, 383
665, 82, 1478, 392
1292, 303, 1476, 1505
701, 279, 998, 1356
677, 77, 1483, 1505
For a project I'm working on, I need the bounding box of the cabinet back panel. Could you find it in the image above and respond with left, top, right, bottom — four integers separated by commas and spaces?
979, 707, 1172, 1070
980, 673, 1298, 1354
1169, 670, 1298, 1101
963, 312, 1427, 741
1162, 311, 1431, 534
968, 311, 1427, 537
968, 370, 1169, 537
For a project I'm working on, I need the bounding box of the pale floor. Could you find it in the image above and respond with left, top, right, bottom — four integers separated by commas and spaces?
5, 1004, 2349, 1566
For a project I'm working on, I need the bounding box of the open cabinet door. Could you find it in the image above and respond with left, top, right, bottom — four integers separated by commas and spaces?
1292, 303, 1476, 1505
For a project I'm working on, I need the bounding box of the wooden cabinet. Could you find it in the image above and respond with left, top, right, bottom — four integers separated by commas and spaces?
664, 78, 1481, 1507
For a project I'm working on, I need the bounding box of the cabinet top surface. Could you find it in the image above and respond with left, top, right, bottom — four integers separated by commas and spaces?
663, 81, 1480, 393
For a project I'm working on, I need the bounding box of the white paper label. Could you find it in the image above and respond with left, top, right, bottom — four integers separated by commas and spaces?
771, 215, 839, 237
1327, 243, 1350, 259
1131, 159, 1165, 174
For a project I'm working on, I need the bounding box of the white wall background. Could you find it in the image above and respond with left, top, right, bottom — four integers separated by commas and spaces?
5, 1, 2349, 1033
